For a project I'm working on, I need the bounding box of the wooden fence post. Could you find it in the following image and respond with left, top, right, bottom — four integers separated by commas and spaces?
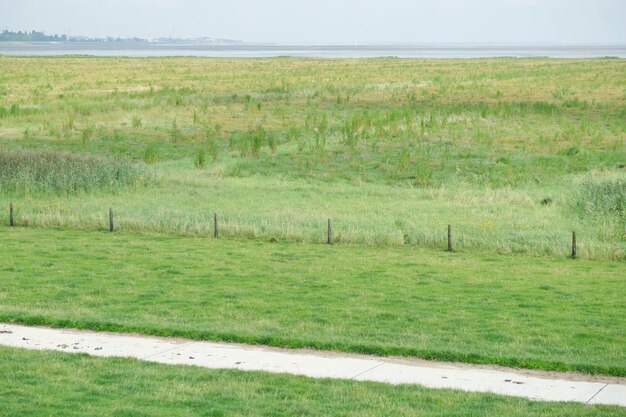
327, 219, 332, 245
572, 231, 577, 259
447, 224, 453, 252
109, 207, 114, 232
214, 213, 218, 238
9, 202, 14, 227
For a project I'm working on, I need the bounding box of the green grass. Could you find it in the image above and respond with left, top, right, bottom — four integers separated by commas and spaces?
0, 56, 624, 404
0, 227, 624, 376
0, 56, 624, 259
2, 159, 624, 260
1, 347, 623, 417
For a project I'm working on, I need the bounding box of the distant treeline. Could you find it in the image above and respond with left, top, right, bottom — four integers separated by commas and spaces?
0, 30, 241, 44
0, 30, 142, 43
0, 30, 67, 42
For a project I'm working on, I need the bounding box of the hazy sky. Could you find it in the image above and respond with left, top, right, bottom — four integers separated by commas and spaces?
1, 0, 625, 44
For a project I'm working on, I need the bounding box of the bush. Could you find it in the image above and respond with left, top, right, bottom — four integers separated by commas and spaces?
0, 150, 145, 195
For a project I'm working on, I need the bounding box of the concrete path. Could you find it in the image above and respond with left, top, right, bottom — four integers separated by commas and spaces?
1, 323, 624, 407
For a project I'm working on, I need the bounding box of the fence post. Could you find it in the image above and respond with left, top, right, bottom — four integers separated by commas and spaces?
109, 207, 114, 232
447, 224, 453, 252
9, 202, 14, 227
214, 213, 218, 238
327, 219, 332, 245
572, 231, 577, 259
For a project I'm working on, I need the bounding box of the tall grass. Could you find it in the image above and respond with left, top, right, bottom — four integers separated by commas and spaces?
2, 164, 623, 260
0, 57, 623, 258
0, 150, 145, 195
576, 175, 625, 219
575, 175, 626, 237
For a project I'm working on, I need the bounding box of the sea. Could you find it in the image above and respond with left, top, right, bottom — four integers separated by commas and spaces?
1, 43, 625, 58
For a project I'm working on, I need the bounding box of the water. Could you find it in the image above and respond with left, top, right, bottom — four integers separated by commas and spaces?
1, 43, 625, 58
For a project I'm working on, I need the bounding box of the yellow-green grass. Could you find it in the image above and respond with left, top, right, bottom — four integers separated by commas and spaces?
1, 227, 624, 376
1, 347, 624, 417
0, 56, 624, 259
1, 57, 623, 188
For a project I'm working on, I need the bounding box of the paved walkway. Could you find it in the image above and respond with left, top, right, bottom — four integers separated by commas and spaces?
1, 324, 624, 407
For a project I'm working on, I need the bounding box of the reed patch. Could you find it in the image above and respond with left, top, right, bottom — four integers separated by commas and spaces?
0, 150, 146, 195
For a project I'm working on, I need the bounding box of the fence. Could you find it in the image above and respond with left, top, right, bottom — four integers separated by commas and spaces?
6, 202, 580, 259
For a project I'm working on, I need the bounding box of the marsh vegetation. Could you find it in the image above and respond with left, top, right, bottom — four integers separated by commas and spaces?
0, 56, 624, 259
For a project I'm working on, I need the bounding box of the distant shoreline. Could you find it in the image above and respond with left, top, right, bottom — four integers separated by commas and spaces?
1, 43, 625, 58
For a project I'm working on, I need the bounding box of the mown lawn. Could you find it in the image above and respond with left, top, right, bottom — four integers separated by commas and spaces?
1, 347, 623, 417
0, 227, 623, 376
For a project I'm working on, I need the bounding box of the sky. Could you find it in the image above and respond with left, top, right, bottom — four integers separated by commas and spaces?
1, 0, 625, 44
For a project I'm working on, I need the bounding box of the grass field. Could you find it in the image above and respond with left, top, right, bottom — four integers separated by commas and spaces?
0, 56, 624, 412
1, 347, 624, 417
0, 56, 624, 259
1, 227, 624, 376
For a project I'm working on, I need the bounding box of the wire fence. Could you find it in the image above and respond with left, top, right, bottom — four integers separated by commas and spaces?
8, 203, 578, 259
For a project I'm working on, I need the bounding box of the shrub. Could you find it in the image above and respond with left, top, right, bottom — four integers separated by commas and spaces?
0, 150, 145, 195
